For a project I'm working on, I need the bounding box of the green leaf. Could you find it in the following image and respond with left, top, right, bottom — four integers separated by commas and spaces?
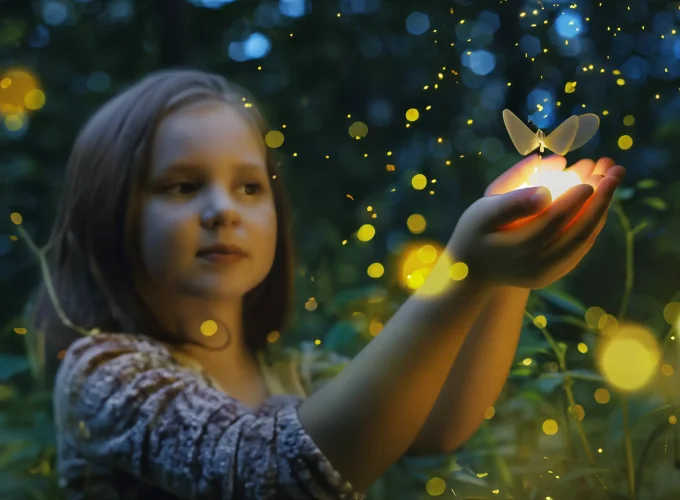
560, 467, 615, 482
535, 288, 587, 316
643, 197, 667, 211
636, 179, 658, 189
538, 369, 606, 383
0, 355, 30, 380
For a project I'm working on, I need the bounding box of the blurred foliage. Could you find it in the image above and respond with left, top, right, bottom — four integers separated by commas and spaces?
1, 0, 680, 498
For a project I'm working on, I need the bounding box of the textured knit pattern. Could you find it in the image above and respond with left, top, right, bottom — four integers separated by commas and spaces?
53, 332, 364, 499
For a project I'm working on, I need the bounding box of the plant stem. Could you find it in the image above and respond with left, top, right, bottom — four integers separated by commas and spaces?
524, 311, 609, 496
16, 225, 93, 337
621, 394, 636, 499
612, 202, 634, 321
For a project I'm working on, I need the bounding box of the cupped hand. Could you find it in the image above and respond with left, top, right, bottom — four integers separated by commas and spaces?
448, 154, 626, 289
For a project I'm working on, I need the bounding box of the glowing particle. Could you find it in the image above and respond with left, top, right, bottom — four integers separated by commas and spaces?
618, 135, 633, 150
200, 320, 218, 337
542, 419, 558, 435
533, 315, 547, 329
467, 119, 473, 125
616, 78, 626, 86
13, 327, 27, 335
573, 404, 585, 421
305, 298, 318, 311
565, 81, 577, 93
661, 363, 674, 377
585, 306, 606, 329
623, 115, 635, 126
594, 388, 611, 404
406, 108, 420, 121
577, 342, 588, 353
357, 224, 376, 242
348, 121, 368, 138
10, 212, 22, 225
386, 164, 395, 171
671, 415, 678, 425
411, 174, 428, 190
24, 89, 45, 110
265, 130, 285, 148
598, 323, 660, 391
598, 448, 603, 453
449, 262, 468, 281
663, 302, 680, 325
522, 358, 532, 366
406, 214, 427, 234
267, 330, 280, 343
426, 477, 446, 496
369, 320, 383, 336
485, 406, 495, 419
367, 263, 385, 278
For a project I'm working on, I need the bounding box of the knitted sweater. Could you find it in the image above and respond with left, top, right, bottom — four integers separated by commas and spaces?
52, 332, 364, 499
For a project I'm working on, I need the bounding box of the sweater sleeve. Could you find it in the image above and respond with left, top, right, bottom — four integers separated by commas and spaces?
53, 333, 363, 500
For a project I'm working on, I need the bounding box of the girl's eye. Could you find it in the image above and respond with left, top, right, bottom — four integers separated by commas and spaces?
242, 182, 264, 196
165, 182, 199, 195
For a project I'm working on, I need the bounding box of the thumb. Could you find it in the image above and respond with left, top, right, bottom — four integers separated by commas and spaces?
482, 186, 552, 229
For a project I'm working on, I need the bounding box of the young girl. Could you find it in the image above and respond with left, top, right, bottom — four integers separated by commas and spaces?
32, 68, 625, 499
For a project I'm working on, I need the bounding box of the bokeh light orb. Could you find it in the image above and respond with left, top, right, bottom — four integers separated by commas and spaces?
596, 322, 660, 391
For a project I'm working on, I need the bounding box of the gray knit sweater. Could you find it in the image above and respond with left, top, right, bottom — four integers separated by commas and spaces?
53, 332, 365, 499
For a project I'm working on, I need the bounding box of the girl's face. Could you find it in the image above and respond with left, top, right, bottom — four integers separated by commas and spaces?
138, 100, 277, 302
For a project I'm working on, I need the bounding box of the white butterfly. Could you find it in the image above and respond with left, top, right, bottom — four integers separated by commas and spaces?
502, 108, 600, 157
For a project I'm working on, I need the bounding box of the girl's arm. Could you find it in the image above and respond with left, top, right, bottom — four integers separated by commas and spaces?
407, 286, 530, 455
297, 266, 496, 493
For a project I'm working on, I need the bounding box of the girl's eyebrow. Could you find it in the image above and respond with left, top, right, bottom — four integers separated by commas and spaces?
157, 161, 266, 177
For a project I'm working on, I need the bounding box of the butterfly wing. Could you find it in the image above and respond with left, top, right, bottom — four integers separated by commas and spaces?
543, 115, 579, 156
502, 109, 540, 155
568, 113, 600, 152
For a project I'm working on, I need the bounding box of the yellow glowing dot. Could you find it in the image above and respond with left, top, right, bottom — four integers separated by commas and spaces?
5, 114, 23, 131
661, 363, 674, 376
467, 119, 473, 125
305, 298, 318, 311
670, 415, 678, 425
616, 78, 626, 86
533, 315, 547, 329
585, 306, 606, 329
417, 244, 438, 264
623, 115, 635, 126
315, 339, 321, 345
603, 110, 609, 115
484, 406, 495, 419
426, 477, 446, 496
348, 121, 368, 138
357, 224, 376, 242
200, 320, 218, 337
577, 342, 588, 353
663, 302, 680, 325
13, 327, 27, 335
598, 314, 619, 335
367, 262, 385, 278
542, 419, 558, 435
265, 130, 285, 148
267, 330, 280, 343
598, 448, 603, 453
618, 135, 633, 150
565, 81, 577, 93
594, 388, 611, 404
24, 89, 45, 110
406, 108, 420, 121
406, 214, 427, 234
411, 174, 428, 190
449, 262, 468, 281
492, 490, 500, 495
598, 323, 660, 391
10, 212, 23, 225
369, 320, 383, 336
574, 404, 585, 421
522, 358, 532, 366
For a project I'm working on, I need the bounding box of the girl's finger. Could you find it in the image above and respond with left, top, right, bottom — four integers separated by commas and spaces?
565, 158, 596, 181
546, 176, 617, 257
593, 157, 616, 177
486, 154, 567, 195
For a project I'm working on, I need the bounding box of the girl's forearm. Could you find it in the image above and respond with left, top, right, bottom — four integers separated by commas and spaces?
410, 286, 530, 455
297, 264, 496, 493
